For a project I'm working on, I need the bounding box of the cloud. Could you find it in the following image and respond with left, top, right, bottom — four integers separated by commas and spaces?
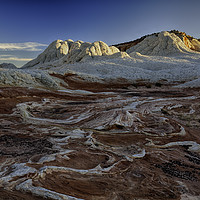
0, 57, 32, 61
0, 42, 46, 66
0, 55, 33, 61
0, 54, 12, 57
0, 42, 48, 51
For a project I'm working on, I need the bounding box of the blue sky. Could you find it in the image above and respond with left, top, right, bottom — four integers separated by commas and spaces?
0, 0, 200, 67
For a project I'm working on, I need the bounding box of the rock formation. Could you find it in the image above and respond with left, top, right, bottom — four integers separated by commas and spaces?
191, 39, 200, 51
0, 69, 67, 89
0, 63, 17, 69
0, 83, 200, 200
22, 39, 73, 68
127, 31, 195, 56
22, 40, 120, 68
114, 30, 200, 53
0, 30, 200, 200
60, 40, 120, 64
22, 30, 200, 71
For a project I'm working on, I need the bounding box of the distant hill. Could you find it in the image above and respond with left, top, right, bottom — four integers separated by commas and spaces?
22, 30, 200, 69
114, 30, 200, 52
17, 30, 200, 88
0, 63, 17, 69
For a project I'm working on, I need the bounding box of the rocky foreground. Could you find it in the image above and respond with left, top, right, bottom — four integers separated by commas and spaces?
0, 30, 200, 199
0, 80, 200, 200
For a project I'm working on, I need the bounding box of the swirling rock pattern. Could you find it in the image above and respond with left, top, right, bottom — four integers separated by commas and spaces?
0, 82, 200, 200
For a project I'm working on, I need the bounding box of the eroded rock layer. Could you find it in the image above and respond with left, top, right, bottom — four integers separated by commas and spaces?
114, 30, 200, 53
127, 31, 196, 56
22, 40, 120, 69
0, 80, 200, 200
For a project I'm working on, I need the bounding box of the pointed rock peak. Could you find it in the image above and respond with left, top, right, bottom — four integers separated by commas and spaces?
76, 40, 84, 43
66, 39, 74, 43
22, 39, 72, 68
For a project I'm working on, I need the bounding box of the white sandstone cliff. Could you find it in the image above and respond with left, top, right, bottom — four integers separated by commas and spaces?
15, 31, 200, 88
22, 40, 120, 68
191, 39, 200, 51
22, 39, 73, 68
127, 31, 196, 56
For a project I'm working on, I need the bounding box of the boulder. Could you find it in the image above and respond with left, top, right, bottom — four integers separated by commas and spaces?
0, 69, 63, 89
191, 39, 200, 51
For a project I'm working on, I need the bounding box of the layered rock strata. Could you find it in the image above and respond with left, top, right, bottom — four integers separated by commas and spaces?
22, 40, 120, 68
0, 31, 200, 199
127, 31, 196, 56
114, 30, 200, 53
0, 81, 200, 200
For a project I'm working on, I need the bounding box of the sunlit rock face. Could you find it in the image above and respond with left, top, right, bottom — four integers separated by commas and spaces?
127, 31, 195, 56
115, 30, 200, 53
22, 40, 120, 68
22, 39, 73, 68
60, 41, 120, 64
0, 79, 200, 200
191, 39, 200, 51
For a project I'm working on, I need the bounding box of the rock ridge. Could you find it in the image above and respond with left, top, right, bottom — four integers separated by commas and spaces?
114, 30, 200, 53
22, 40, 120, 69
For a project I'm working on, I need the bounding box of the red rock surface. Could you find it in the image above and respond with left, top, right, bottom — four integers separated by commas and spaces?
0, 81, 200, 200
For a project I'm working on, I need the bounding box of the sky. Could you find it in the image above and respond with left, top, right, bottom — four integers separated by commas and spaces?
0, 0, 200, 67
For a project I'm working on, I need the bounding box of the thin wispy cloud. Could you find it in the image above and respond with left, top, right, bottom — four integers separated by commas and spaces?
0, 54, 13, 58
0, 42, 48, 51
0, 56, 32, 61
0, 42, 47, 67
